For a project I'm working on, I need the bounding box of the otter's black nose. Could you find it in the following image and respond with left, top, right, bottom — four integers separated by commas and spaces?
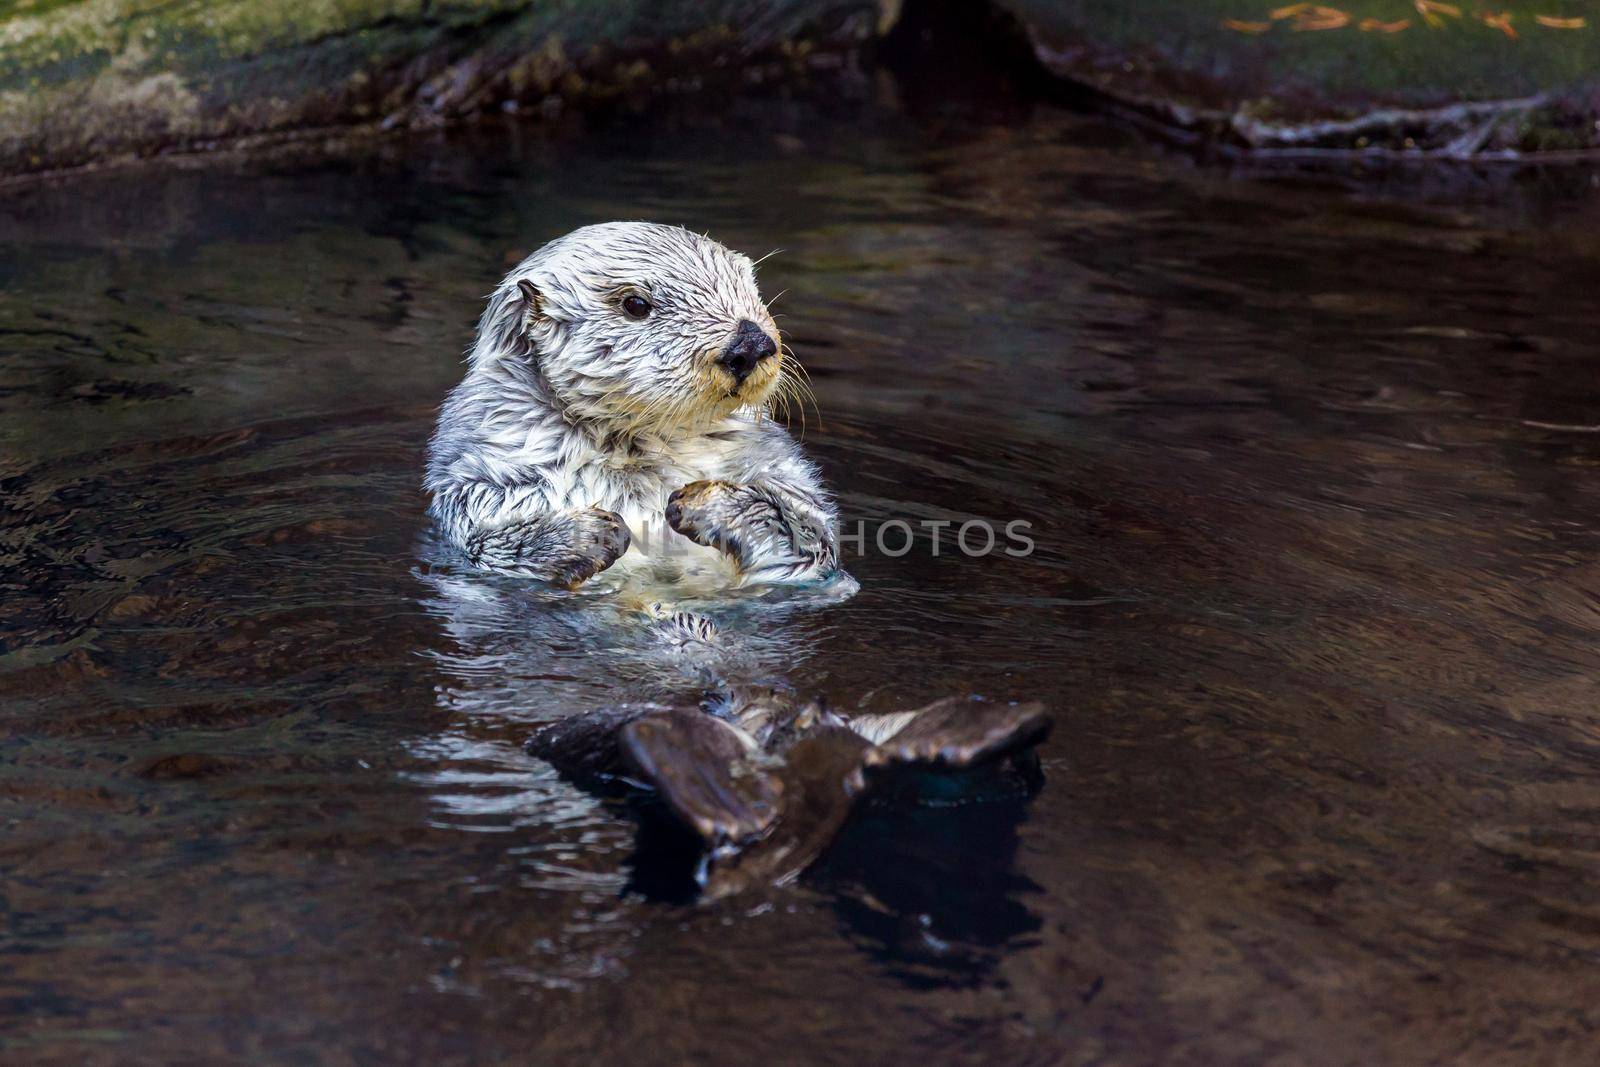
720, 319, 777, 385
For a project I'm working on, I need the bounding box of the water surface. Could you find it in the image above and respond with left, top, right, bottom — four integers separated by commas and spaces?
6, 94, 1600, 1064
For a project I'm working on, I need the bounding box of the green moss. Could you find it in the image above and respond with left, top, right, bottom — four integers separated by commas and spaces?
0, 0, 882, 176
1003, 0, 1600, 113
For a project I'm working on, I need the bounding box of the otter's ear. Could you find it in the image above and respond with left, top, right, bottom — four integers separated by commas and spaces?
471, 277, 545, 365
516, 278, 543, 319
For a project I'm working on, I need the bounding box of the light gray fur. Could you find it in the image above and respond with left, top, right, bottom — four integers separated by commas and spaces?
425, 222, 839, 587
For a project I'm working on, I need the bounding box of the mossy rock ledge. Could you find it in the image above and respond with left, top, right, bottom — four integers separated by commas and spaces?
999, 0, 1600, 160
0, 0, 893, 179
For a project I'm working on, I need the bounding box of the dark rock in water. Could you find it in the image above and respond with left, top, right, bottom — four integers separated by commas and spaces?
517, 703, 653, 782
621, 708, 786, 847
861, 694, 1051, 770
525, 688, 1051, 899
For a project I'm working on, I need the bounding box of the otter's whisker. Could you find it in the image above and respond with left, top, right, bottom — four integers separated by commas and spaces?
791, 368, 821, 430
769, 368, 810, 439
776, 351, 820, 436
768, 378, 793, 427
784, 345, 815, 388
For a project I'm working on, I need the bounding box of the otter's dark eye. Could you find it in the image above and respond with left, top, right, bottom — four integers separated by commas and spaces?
621, 294, 651, 320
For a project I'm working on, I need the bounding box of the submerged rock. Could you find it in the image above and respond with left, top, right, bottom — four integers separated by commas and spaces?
525, 687, 1051, 898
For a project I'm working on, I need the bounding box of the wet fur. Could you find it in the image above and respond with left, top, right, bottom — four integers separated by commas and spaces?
426, 222, 839, 587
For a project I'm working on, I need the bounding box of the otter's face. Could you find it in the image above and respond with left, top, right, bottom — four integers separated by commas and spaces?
500, 223, 784, 432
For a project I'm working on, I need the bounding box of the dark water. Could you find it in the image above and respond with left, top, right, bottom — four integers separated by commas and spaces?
6, 90, 1600, 1064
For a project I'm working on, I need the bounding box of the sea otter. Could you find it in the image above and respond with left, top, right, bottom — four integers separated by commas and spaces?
424, 223, 1051, 896
425, 221, 840, 589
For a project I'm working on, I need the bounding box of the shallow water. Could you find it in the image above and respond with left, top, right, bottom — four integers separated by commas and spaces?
6, 89, 1600, 1064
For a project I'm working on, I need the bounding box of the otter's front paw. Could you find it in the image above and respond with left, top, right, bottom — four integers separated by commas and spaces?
665, 480, 749, 560
554, 507, 631, 589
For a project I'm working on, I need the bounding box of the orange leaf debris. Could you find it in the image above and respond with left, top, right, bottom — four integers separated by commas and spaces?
1415, 0, 1462, 27
1481, 11, 1517, 37
1293, 6, 1351, 30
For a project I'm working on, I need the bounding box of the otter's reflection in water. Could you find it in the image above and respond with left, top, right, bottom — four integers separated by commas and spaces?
411, 533, 837, 838
414, 534, 856, 714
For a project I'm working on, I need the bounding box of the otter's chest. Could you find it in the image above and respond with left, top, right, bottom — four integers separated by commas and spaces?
559, 441, 727, 563
573, 449, 708, 509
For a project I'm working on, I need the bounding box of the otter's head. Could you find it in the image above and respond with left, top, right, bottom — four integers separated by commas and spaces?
473, 222, 785, 434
